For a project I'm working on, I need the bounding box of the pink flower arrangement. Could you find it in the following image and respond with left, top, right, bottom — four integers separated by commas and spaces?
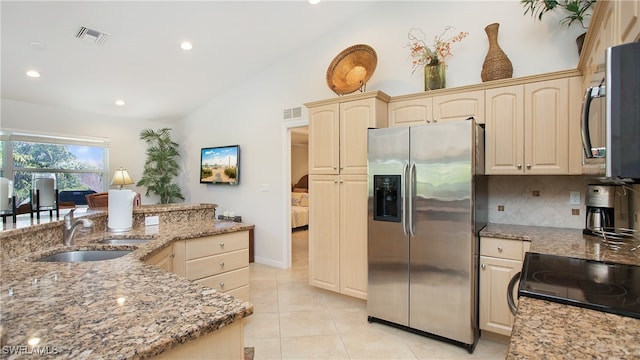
407, 26, 469, 74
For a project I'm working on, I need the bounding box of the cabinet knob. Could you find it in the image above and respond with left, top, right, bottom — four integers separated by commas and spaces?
170, 253, 175, 258
219, 242, 225, 248
426, 119, 432, 123
333, 166, 337, 170
517, 164, 523, 169
220, 262, 225, 268
526, 164, 532, 169
334, 179, 338, 184
433, 118, 438, 123
339, 180, 344, 184
498, 246, 503, 252
219, 282, 225, 288
481, 263, 486, 270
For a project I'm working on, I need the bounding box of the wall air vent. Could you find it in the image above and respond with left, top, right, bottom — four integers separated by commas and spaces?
283, 106, 304, 120
76, 26, 110, 46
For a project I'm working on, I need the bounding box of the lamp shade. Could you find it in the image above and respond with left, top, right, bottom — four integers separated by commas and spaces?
111, 168, 134, 189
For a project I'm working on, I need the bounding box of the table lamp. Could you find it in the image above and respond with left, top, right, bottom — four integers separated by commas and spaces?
111, 168, 134, 190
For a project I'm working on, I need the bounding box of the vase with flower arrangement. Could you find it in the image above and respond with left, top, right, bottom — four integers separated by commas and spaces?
407, 26, 468, 91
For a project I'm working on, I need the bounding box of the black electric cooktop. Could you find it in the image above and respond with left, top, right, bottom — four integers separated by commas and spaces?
519, 252, 640, 319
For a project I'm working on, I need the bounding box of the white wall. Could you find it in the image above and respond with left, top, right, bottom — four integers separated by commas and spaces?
0, 99, 163, 203
291, 144, 308, 188
180, 1, 587, 268
1, 1, 590, 267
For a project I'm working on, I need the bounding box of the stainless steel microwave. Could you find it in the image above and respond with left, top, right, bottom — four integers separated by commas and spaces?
581, 42, 640, 182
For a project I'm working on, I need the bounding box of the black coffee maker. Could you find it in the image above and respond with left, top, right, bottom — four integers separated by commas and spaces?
584, 184, 615, 235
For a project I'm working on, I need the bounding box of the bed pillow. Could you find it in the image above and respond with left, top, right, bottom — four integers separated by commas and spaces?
291, 192, 309, 207
299, 193, 309, 207
291, 192, 303, 206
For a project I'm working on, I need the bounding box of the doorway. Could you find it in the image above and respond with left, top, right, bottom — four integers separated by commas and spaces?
282, 119, 308, 269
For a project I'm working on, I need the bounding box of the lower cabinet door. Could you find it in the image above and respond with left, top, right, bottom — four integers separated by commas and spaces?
479, 256, 523, 336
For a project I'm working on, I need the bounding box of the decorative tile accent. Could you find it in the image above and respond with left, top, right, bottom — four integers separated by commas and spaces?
488, 176, 594, 229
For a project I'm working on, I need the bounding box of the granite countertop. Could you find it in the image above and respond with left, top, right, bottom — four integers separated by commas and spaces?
480, 223, 640, 359
0, 216, 254, 359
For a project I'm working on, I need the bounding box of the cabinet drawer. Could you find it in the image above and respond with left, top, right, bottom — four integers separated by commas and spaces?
185, 231, 248, 260
226, 285, 250, 301
480, 237, 523, 260
195, 267, 249, 294
186, 249, 249, 280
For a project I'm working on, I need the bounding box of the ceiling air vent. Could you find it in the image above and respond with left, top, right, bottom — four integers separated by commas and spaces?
76, 26, 110, 46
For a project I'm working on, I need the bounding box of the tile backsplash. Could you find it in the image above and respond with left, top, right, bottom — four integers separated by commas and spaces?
488, 176, 595, 229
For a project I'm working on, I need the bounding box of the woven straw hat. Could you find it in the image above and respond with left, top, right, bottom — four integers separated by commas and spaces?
326, 44, 377, 95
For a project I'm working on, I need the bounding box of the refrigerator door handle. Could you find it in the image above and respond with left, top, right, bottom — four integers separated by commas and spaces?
402, 162, 409, 236
409, 162, 416, 237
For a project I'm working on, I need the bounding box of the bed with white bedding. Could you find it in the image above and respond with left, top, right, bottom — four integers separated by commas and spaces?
291, 192, 309, 230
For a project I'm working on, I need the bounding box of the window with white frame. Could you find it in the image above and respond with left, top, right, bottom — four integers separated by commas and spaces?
0, 131, 109, 206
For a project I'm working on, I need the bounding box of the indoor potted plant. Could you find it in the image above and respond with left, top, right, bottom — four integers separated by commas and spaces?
520, 0, 596, 52
136, 127, 184, 204
407, 26, 468, 91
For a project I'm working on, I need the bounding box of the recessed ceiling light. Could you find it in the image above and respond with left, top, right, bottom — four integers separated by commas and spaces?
115, 100, 126, 106
309, 0, 320, 4
26, 70, 41, 78
180, 41, 193, 51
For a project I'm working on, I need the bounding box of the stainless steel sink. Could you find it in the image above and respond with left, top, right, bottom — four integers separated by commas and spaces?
36, 250, 132, 262
100, 238, 153, 245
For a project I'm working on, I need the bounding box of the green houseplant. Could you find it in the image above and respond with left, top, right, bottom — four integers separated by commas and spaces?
521, 0, 595, 53
136, 128, 184, 204
520, 0, 596, 29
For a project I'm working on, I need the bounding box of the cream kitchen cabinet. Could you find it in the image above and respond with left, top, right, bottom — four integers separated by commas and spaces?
388, 90, 484, 127
186, 231, 250, 300
144, 231, 250, 300
308, 174, 368, 300
305, 91, 388, 300
579, 0, 615, 91
616, 0, 640, 45
485, 77, 581, 175
306, 91, 389, 175
479, 237, 530, 336
145, 241, 185, 276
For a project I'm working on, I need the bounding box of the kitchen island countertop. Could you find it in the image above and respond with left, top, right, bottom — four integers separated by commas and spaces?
0, 212, 254, 359
481, 223, 640, 359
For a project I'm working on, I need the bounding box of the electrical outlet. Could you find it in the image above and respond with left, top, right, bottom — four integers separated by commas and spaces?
569, 191, 581, 205
572, 209, 580, 216
145, 215, 159, 226
532, 190, 540, 197
498, 205, 505, 212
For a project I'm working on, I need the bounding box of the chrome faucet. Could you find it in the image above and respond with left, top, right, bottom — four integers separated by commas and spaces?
63, 209, 94, 246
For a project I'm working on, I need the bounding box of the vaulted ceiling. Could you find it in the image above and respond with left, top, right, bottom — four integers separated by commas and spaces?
1, 1, 374, 122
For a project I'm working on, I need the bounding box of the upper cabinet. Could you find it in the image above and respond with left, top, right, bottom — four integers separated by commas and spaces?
486, 76, 582, 175
306, 91, 389, 175
580, 0, 640, 89
388, 90, 484, 127
616, 0, 640, 44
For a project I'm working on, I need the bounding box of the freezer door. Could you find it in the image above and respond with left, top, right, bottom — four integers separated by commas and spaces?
408, 121, 477, 345
367, 127, 410, 326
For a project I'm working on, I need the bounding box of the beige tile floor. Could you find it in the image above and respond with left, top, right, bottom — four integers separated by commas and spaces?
244, 230, 508, 360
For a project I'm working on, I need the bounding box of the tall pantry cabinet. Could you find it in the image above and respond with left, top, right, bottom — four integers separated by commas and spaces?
305, 91, 389, 300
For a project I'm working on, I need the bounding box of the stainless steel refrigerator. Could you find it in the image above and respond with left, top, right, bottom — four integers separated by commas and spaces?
367, 120, 487, 353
